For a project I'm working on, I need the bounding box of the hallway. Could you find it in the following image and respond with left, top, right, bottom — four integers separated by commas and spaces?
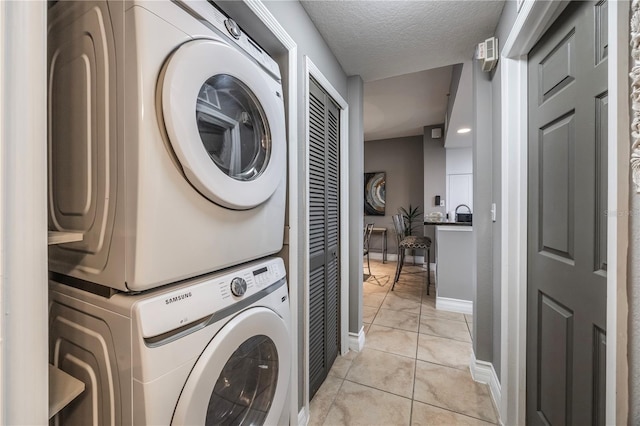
308, 259, 498, 425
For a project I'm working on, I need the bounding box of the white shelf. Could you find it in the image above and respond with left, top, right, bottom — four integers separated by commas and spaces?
49, 364, 84, 419
48, 231, 83, 245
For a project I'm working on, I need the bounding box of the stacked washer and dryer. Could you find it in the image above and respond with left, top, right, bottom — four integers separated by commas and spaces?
47, 1, 291, 424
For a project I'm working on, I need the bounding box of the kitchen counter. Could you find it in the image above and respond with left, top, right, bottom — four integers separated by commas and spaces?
433, 224, 473, 314
424, 221, 472, 226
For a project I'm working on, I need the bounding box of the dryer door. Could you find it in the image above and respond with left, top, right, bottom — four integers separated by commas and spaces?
171, 307, 290, 425
161, 39, 286, 210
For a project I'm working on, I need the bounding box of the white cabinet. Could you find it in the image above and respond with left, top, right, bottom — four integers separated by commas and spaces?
447, 173, 473, 216
445, 147, 473, 218
435, 225, 473, 313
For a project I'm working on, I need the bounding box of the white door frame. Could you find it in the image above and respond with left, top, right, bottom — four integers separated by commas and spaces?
237, 1, 300, 423
500, 1, 629, 425
302, 55, 350, 421
0, 1, 49, 423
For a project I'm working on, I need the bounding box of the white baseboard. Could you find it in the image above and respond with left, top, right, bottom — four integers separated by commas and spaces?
349, 326, 365, 352
435, 296, 473, 314
470, 351, 502, 424
368, 252, 385, 261
369, 252, 425, 264
298, 407, 309, 426
405, 255, 425, 263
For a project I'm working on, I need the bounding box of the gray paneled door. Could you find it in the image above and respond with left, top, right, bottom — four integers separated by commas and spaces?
527, 1, 608, 425
308, 77, 340, 399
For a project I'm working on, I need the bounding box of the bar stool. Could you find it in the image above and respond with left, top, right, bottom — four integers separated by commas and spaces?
391, 214, 432, 294
363, 223, 374, 276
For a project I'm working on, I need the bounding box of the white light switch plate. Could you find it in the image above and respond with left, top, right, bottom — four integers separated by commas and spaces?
491, 203, 497, 222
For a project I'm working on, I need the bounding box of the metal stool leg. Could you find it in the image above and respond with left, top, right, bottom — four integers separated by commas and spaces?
392, 248, 405, 290
426, 247, 431, 295
392, 250, 400, 290
397, 250, 406, 279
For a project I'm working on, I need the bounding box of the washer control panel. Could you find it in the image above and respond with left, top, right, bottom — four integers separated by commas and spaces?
136, 257, 286, 339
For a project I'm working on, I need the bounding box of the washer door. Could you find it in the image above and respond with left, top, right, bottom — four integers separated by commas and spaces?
161, 39, 286, 210
172, 307, 290, 425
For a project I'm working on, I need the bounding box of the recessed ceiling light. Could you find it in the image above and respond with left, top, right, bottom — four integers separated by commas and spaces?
457, 128, 471, 134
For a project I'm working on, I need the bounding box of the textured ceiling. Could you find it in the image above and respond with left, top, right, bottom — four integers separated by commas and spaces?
364, 66, 452, 141
300, 0, 505, 142
300, 0, 505, 82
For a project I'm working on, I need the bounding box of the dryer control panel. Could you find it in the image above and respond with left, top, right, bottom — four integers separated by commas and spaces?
135, 257, 286, 339
182, 0, 282, 80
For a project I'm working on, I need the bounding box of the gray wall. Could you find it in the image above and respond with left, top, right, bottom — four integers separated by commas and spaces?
494, 0, 518, 49
423, 125, 446, 262
472, 60, 494, 366
348, 75, 364, 341
262, 2, 347, 96
446, 63, 464, 133
491, 0, 517, 383
364, 136, 425, 255
261, 1, 349, 412
489, 53, 503, 379
470, 0, 517, 381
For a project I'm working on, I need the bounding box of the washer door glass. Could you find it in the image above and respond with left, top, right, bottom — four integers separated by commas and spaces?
196, 75, 270, 182
171, 307, 290, 426
206, 335, 278, 425
161, 39, 286, 210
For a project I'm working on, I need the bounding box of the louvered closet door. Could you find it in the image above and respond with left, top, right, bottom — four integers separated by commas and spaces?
308, 77, 340, 399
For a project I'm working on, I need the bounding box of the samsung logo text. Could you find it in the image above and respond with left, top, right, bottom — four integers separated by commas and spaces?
165, 292, 192, 305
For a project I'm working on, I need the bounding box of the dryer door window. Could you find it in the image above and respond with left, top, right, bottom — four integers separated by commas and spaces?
196, 74, 270, 182
171, 307, 290, 426
161, 39, 286, 210
206, 335, 278, 425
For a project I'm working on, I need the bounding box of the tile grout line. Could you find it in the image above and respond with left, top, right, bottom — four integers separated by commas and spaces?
365, 261, 420, 423
357, 342, 420, 362
318, 377, 346, 426
409, 267, 429, 426
340, 378, 415, 403
360, 261, 498, 425
417, 400, 500, 425
412, 360, 499, 424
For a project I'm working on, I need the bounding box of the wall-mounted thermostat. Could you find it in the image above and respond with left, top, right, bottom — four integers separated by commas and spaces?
478, 37, 498, 72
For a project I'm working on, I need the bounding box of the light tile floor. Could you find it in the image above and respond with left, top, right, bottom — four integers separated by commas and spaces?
308, 259, 498, 426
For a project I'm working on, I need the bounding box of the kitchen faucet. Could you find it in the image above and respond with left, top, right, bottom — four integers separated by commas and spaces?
454, 204, 472, 223
455, 204, 471, 214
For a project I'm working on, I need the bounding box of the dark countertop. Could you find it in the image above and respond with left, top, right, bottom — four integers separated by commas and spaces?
424, 221, 472, 226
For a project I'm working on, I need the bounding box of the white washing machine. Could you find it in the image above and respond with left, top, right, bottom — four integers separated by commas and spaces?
47, 0, 287, 292
49, 257, 291, 425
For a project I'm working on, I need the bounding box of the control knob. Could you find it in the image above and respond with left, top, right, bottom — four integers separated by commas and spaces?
230, 277, 247, 297
224, 19, 241, 39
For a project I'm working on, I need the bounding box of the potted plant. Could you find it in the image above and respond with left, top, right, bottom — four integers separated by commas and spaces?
399, 204, 422, 236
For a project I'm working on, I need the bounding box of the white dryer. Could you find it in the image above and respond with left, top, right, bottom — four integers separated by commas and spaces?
49, 257, 291, 425
47, 0, 287, 291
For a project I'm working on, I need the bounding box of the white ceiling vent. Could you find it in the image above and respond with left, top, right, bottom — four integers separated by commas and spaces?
477, 37, 498, 72
431, 128, 442, 139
